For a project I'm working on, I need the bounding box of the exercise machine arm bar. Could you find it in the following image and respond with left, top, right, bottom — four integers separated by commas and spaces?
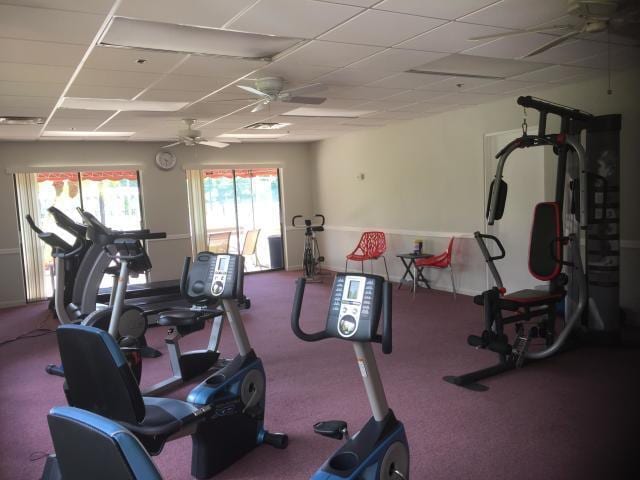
290, 278, 330, 342
517, 96, 593, 123
474, 232, 505, 291
524, 235, 586, 360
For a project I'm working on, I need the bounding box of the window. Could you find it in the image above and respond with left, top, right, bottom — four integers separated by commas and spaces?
187, 168, 284, 272
15, 170, 144, 301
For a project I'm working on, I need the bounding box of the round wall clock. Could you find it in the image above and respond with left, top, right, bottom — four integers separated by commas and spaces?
155, 150, 177, 171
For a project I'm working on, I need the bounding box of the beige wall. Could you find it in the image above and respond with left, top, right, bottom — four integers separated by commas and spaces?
0, 140, 313, 306
311, 68, 640, 320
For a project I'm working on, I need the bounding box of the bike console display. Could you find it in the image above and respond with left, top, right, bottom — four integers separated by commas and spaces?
186, 253, 243, 302
328, 274, 382, 341
292, 272, 392, 351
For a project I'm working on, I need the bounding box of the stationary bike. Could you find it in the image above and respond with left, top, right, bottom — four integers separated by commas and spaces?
292, 214, 325, 282
291, 273, 410, 479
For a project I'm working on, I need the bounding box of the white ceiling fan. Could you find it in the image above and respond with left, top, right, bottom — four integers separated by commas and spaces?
237, 77, 327, 113
162, 119, 233, 149
469, 0, 640, 58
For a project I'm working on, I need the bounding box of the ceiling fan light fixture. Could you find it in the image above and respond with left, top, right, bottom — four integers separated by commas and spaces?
99, 17, 301, 60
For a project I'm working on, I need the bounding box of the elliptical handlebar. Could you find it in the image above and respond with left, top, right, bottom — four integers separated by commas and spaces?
290, 278, 330, 342
474, 231, 505, 291
48, 206, 87, 239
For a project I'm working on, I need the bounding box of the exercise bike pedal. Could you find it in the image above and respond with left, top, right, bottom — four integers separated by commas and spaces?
262, 431, 289, 449
313, 420, 348, 440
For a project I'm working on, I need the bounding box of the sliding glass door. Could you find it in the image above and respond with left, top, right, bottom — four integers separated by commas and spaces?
201, 168, 283, 272
16, 170, 144, 300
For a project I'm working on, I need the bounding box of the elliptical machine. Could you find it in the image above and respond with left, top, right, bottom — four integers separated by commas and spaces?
291, 273, 410, 480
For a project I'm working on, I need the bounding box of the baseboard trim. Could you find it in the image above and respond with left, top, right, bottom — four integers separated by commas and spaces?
0, 299, 26, 309
322, 264, 481, 297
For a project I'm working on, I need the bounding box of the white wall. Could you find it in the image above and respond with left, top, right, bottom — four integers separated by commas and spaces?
311, 68, 640, 320
0, 141, 313, 307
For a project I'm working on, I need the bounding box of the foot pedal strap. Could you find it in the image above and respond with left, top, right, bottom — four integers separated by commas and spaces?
513, 334, 531, 368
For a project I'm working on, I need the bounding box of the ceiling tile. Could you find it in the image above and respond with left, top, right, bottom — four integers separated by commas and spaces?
325, 85, 405, 100
73, 68, 160, 88
321, 0, 380, 6
275, 41, 383, 68
320, 9, 446, 47
84, 47, 185, 74
366, 72, 450, 89
364, 110, 425, 119
464, 79, 542, 94
416, 53, 548, 78
459, 0, 569, 30
375, 0, 501, 20
4, 0, 115, 14
348, 48, 448, 72
569, 45, 640, 70
151, 73, 237, 92
351, 99, 413, 111
0, 62, 73, 84
229, 0, 363, 38
0, 4, 104, 45
256, 63, 338, 83
0, 38, 85, 67
174, 56, 266, 77
137, 89, 212, 103
116, 0, 258, 28
0, 124, 41, 139
430, 91, 499, 105
382, 89, 449, 103
315, 67, 395, 86
0, 80, 65, 97
522, 39, 611, 65
66, 84, 143, 99
510, 64, 599, 83
0, 95, 57, 109
463, 32, 560, 59
47, 116, 111, 131
398, 21, 512, 53
417, 75, 494, 92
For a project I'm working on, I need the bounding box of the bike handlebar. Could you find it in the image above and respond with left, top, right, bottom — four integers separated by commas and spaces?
290, 278, 330, 342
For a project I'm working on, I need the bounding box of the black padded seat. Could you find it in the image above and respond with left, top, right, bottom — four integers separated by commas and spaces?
157, 309, 222, 328
56, 325, 207, 456
474, 288, 565, 311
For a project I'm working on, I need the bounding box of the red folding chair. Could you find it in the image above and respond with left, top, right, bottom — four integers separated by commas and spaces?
345, 231, 389, 280
415, 237, 456, 299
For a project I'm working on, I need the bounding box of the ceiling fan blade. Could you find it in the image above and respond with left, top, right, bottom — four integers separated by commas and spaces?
200, 141, 230, 148
282, 96, 327, 105
281, 83, 327, 96
237, 85, 270, 97
251, 101, 269, 113
161, 141, 181, 148
469, 24, 574, 41
523, 29, 582, 57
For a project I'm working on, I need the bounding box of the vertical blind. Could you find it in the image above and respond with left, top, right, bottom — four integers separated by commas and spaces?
14, 172, 47, 301
185, 169, 208, 255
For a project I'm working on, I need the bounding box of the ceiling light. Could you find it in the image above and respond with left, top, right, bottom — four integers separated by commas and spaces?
99, 17, 301, 60
282, 107, 375, 118
61, 97, 188, 112
218, 133, 287, 139
0, 116, 45, 125
42, 131, 135, 137
244, 122, 291, 130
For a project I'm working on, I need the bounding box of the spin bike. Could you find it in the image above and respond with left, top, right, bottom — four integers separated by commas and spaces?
292, 273, 410, 480
292, 214, 325, 282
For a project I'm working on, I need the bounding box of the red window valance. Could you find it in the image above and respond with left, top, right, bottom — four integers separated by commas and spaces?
37, 171, 138, 182
202, 168, 277, 179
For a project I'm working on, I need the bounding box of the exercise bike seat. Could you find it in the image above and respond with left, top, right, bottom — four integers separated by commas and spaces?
157, 309, 222, 327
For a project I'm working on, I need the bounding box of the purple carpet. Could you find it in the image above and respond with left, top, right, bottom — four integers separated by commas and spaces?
1, 270, 638, 479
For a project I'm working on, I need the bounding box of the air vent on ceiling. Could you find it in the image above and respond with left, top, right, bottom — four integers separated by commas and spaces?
244, 122, 291, 130
0, 116, 45, 125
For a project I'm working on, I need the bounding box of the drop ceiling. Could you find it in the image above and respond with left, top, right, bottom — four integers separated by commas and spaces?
0, 0, 637, 143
